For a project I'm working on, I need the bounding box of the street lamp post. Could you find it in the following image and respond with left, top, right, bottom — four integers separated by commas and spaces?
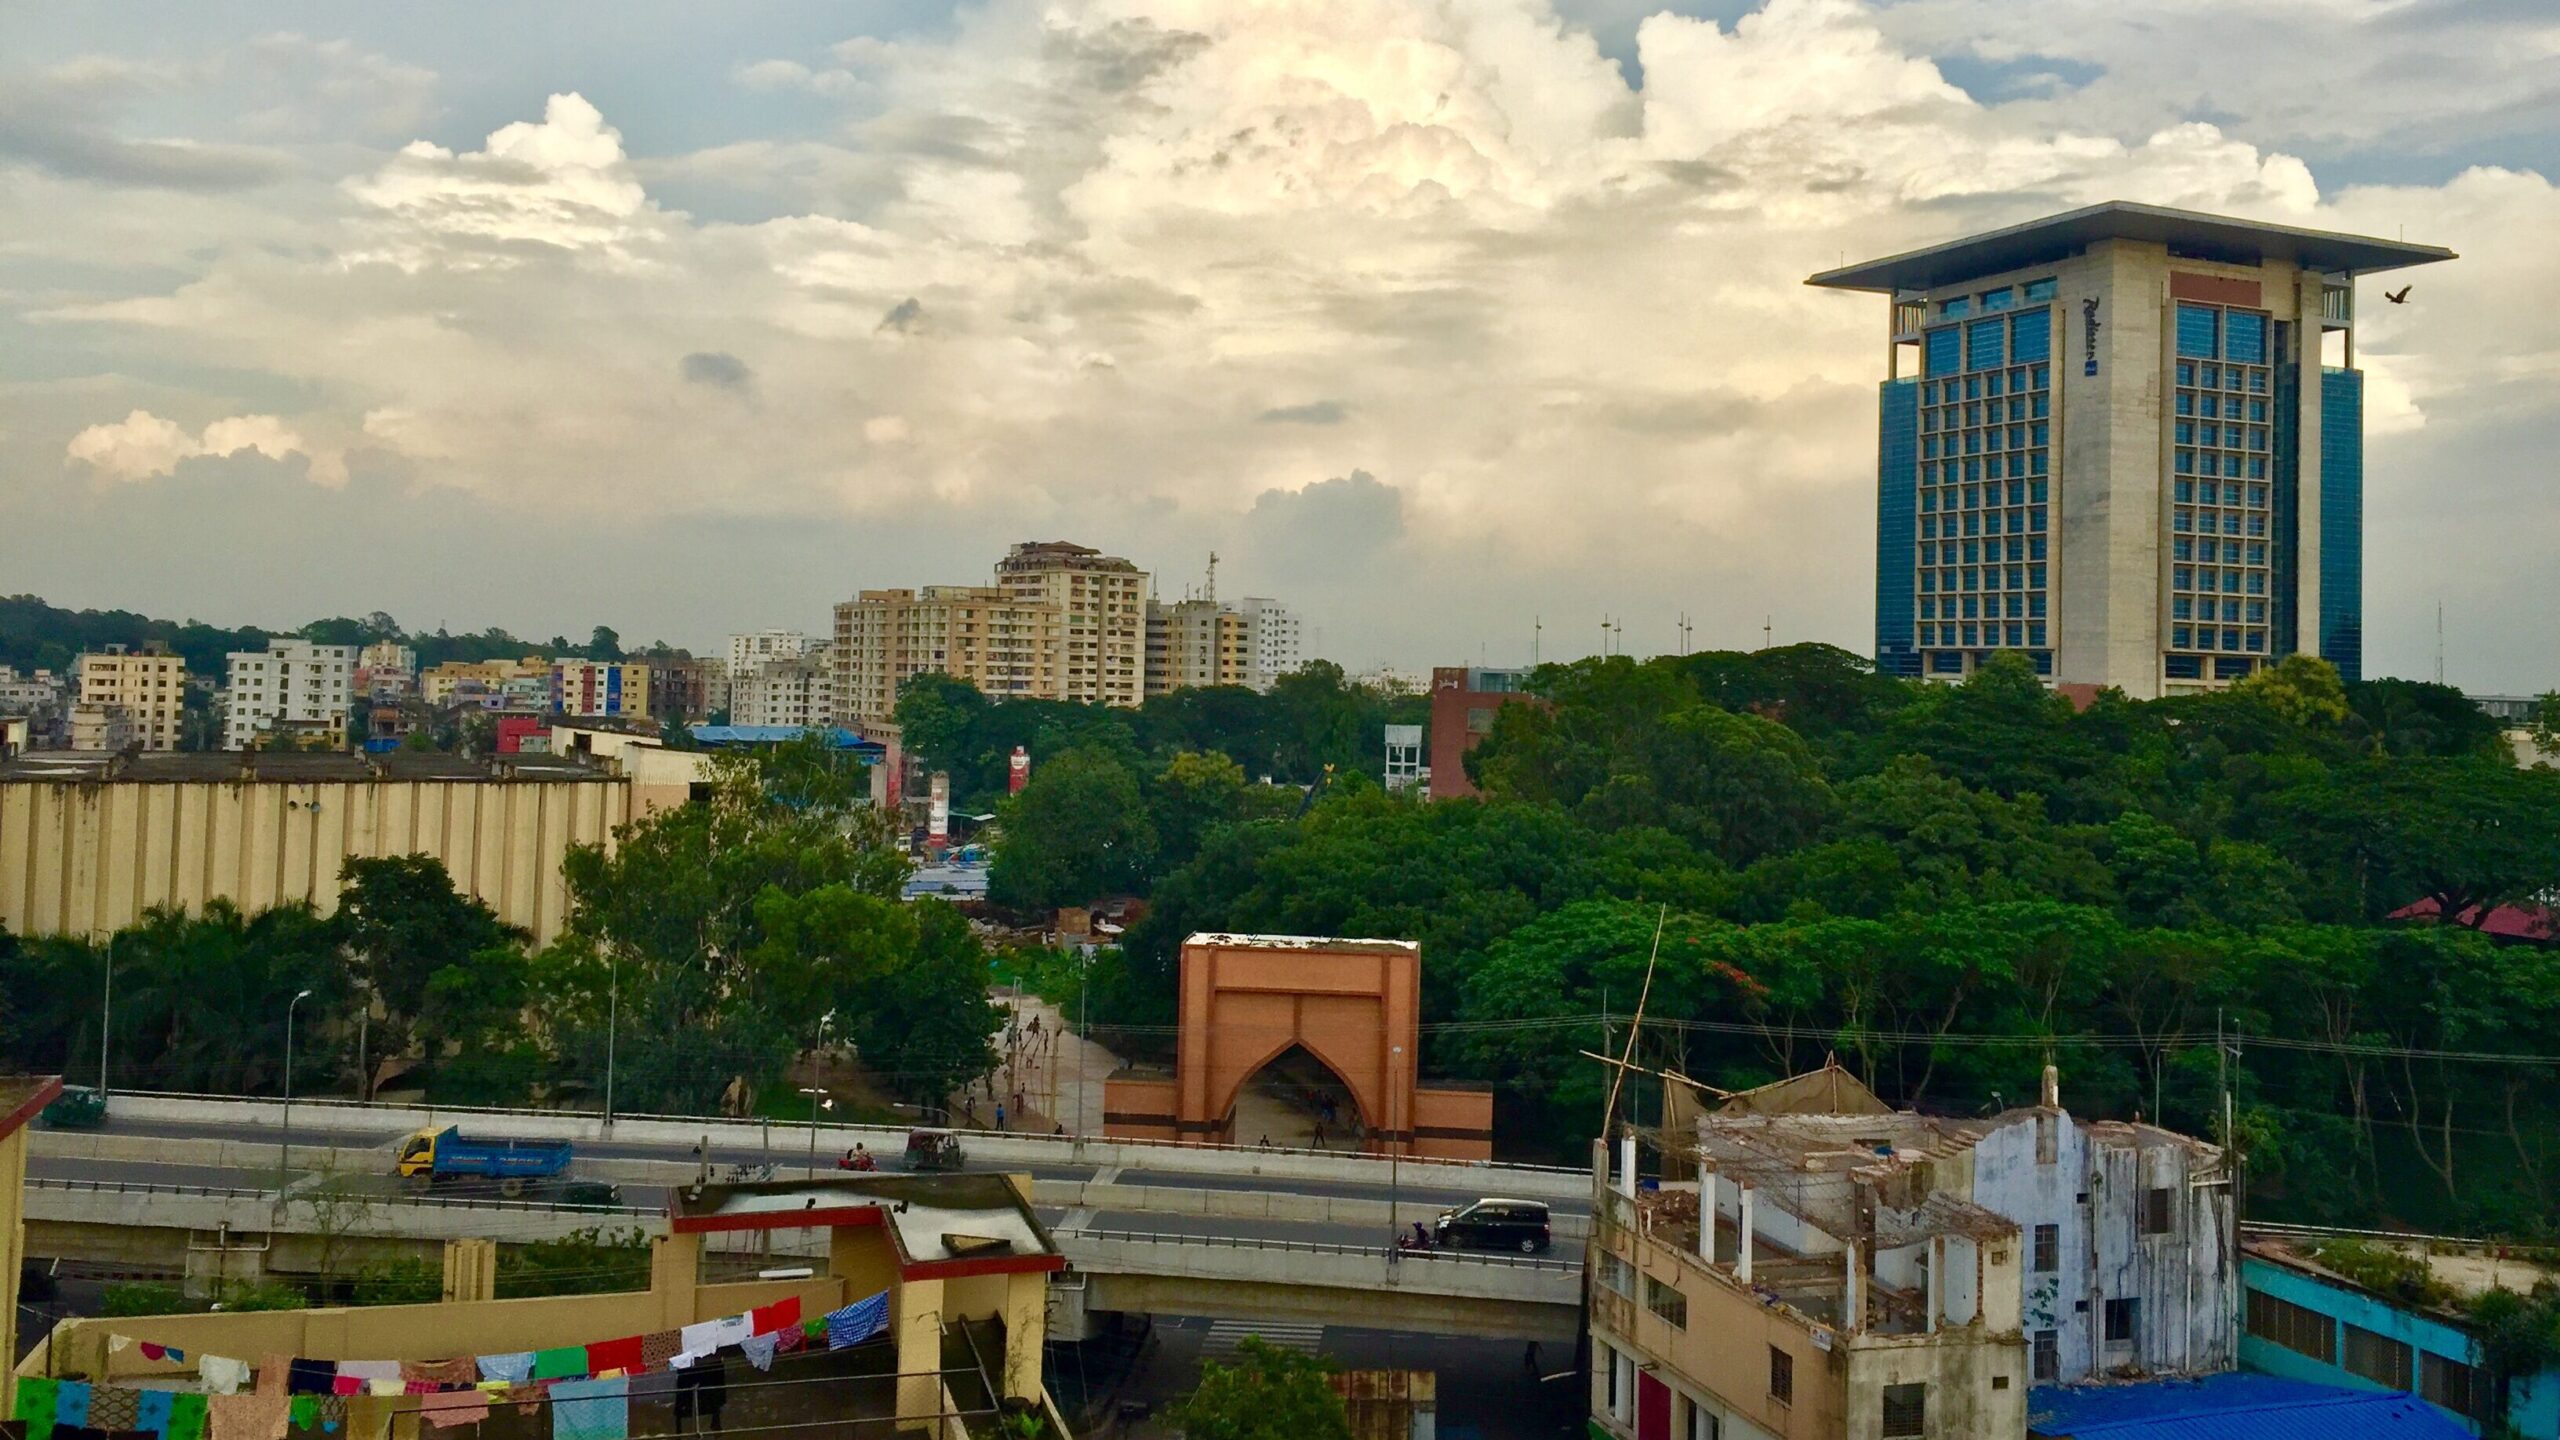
98, 935, 113, 1101
280, 988, 314, 1179
603, 959, 618, 1131
1388, 1043, 1404, 1267
804, 1012, 837, 1177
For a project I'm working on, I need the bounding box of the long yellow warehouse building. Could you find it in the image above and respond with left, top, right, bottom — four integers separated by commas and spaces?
0, 750, 676, 943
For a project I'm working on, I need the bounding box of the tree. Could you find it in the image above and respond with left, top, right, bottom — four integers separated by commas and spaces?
2257, 757, 2560, 924
2232, 654, 2350, 730
588, 626, 623, 660
989, 747, 1155, 911
332, 855, 523, 1095
1171, 1336, 1351, 1440
852, 901, 1002, 1106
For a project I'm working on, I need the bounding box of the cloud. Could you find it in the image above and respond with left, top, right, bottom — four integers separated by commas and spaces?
65, 409, 345, 485
875, 297, 925, 334
8, 0, 2560, 685
1257, 401, 1350, 426
680, 351, 753, 388
343, 92, 661, 270
0, 61, 295, 191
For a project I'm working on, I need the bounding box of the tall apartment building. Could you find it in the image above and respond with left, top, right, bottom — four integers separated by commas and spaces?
650, 655, 726, 721
1237, 596, 1302, 690
223, 639, 355, 749
993, 541, 1148, 709
554, 659, 652, 718
1144, 598, 1250, 696
354, 641, 418, 702
1812, 201, 2452, 696
832, 587, 1062, 726
727, 630, 810, 680
75, 644, 187, 751
732, 643, 834, 730
420, 658, 550, 706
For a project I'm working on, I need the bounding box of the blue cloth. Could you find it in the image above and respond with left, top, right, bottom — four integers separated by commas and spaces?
549, 1379, 628, 1440
2026, 1374, 2472, 1439
56, 1382, 93, 1427
474, 1355, 533, 1385
823, 1292, 888, 1350
137, 1390, 176, 1437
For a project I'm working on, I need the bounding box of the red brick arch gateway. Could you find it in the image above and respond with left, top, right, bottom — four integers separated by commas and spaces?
1102, 934, 1493, 1160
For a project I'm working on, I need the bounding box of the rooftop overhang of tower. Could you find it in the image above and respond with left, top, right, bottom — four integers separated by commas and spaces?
1805, 200, 2455, 294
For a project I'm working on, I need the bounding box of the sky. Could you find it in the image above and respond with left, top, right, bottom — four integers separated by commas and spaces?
2, 0, 2556, 687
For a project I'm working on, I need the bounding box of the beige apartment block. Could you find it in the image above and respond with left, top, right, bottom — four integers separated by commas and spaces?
994, 540, 1148, 709
75, 645, 186, 751
419, 657, 549, 706
832, 586, 1063, 726
1145, 597, 1251, 696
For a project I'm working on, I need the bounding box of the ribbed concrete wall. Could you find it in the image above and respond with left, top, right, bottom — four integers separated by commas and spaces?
0, 775, 631, 943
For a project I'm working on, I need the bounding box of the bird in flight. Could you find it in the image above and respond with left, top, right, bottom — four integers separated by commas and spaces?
2384, 285, 2413, 304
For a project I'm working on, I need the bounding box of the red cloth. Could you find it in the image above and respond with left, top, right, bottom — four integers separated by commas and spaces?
748, 1299, 801, 1337
582, 1337, 644, 1378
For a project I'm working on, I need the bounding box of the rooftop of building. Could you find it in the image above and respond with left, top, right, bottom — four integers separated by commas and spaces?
996, 539, 1142, 573
2244, 1230, 2560, 1312
2025, 1372, 2470, 1439
0, 1074, 65, 1143
1185, 931, 1422, 954
0, 751, 622, 784
668, 1173, 1062, 1282
1807, 200, 2455, 294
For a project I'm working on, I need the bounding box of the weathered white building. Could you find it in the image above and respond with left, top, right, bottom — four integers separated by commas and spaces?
1590, 1066, 2233, 1440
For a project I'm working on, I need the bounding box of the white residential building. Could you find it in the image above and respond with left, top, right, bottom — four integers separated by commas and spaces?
223, 640, 356, 749
1238, 596, 1302, 691
732, 643, 834, 730
727, 630, 811, 681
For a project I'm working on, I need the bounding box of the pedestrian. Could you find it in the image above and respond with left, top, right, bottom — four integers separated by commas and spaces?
995, 1102, 1006, 1131
1310, 1120, 1325, 1148
1523, 1340, 1541, 1373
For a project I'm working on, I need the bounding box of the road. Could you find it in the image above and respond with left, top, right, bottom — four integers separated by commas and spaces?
33, 1112, 1589, 1262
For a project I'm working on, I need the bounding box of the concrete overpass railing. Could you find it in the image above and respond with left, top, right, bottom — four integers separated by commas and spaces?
97, 1092, 1590, 1200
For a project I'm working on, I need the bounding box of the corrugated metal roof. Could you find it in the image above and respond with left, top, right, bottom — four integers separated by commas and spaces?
2028, 1374, 2471, 1440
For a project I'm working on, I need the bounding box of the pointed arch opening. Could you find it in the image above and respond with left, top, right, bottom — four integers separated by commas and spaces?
1222, 1041, 1369, 1152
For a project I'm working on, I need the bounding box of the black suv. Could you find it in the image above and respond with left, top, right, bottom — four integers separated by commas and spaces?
1434, 1198, 1553, 1253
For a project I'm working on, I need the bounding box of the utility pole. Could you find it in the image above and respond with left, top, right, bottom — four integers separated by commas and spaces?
1763, 615, 1773, 651
1532, 615, 1541, 666
98, 934, 112, 1101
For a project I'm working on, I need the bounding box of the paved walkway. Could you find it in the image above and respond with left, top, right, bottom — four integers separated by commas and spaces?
958, 989, 1125, 1137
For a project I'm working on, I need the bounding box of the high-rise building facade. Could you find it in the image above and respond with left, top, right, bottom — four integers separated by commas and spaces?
75, 645, 187, 751
1812, 202, 2450, 696
223, 640, 355, 749
993, 541, 1148, 709
832, 586, 1063, 726
732, 643, 834, 730
1144, 598, 1250, 696
1237, 596, 1302, 691
726, 630, 810, 680
553, 659, 652, 718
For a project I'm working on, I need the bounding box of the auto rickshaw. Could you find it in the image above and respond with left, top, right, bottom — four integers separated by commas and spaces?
904, 1127, 967, 1172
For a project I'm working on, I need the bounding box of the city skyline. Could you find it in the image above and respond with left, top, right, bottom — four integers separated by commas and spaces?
3, 2, 2556, 686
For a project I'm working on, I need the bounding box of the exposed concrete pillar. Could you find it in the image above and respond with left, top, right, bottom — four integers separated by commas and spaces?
1616, 1132, 1637, 1199
999, 1272, 1045, 1401
895, 1276, 946, 1429
441, 1238, 498, 1303
1592, 1139, 1611, 1204
1845, 1240, 1864, 1334
1927, 1236, 1943, 1334
1737, 1183, 1755, 1284
650, 1232, 703, 1329
1699, 1165, 1718, 1265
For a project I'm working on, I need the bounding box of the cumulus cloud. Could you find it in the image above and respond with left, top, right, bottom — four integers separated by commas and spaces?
343, 92, 661, 270
7, 0, 2557, 682
65, 409, 345, 485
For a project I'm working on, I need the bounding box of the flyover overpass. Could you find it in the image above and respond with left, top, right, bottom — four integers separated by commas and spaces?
25, 1096, 1590, 1342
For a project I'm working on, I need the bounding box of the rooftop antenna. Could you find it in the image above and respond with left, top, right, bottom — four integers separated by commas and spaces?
1533, 615, 1541, 667
1763, 614, 1774, 651
1679, 612, 1692, 655
1204, 551, 1218, 605
2435, 600, 2444, 686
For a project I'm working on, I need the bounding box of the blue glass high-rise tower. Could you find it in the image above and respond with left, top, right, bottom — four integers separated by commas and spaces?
1812, 202, 2450, 695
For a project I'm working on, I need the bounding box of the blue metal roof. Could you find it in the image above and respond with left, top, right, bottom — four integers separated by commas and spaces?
686, 725, 883, 756
2028, 1374, 2470, 1440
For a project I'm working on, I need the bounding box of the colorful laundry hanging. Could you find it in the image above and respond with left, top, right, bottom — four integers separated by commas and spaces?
253, 1359, 290, 1399
824, 1292, 889, 1350
284, 1398, 315, 1433
710, 1317, 751, 1350
284, 1363, 333, 1399
329, 1367, 395, 1393
580, 1337, 641, 1379
340, 1398, 391, 1440
675, 1323, 718, 1361
197, 1361, 249, 1399
87, 1387, 138, 1433
470, 1356, 530, 1387
207, 1391, 288, 1440
529, 1348, 586, 1382
747, 1298, 800, 1337
635, 1335, 679, 1373
393, 1365, 470, 1393
165, 1394, 207, 1440
549, 1379, 629, 1440
135, 1389, 175, 1438
17, 1376, 62, 1440
736, 1335, 777, 1374
56, 1381, 94, 1428
411, 1393, 484, 1433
